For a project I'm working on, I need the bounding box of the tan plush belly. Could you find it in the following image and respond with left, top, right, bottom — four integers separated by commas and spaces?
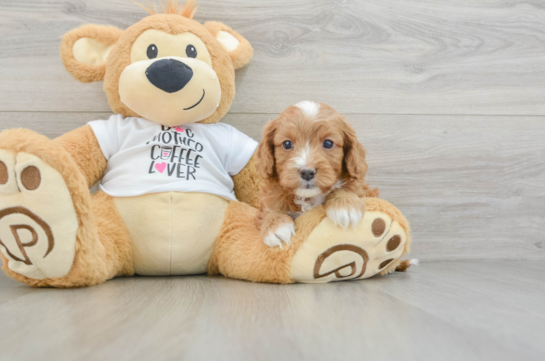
114, 192, 229, 276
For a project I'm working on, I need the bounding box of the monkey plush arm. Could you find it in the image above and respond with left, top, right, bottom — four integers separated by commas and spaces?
54, 125, 107, 188
232, 151, 261, 208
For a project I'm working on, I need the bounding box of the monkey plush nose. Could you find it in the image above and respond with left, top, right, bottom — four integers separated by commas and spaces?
145, 59, 193, 93
299, 169, 316, 181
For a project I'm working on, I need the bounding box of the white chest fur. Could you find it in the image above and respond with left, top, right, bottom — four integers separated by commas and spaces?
290, 181, 343, 218
289, 193, 327, 219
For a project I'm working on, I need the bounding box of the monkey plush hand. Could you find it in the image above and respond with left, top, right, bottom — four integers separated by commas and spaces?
0, 1, 411, 287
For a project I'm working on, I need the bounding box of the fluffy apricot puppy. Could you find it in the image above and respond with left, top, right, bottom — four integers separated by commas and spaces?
257, 101, 378, 247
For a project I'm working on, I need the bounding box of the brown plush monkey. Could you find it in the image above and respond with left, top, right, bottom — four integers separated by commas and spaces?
0, 1, 411, 287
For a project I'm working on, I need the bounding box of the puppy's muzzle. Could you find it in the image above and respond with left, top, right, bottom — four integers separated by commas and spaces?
146, 59, 193, 93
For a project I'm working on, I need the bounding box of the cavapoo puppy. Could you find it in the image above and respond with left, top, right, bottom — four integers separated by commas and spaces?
256, 101, 378, 248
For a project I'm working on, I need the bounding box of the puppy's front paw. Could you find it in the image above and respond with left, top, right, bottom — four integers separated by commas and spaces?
326, 207, 362, 229
325, 192, 365, 229
262, 222, 295, 248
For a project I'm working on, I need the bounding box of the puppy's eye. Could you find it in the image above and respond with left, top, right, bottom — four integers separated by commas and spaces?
186, 45, 197, 58
282, 141, 293, 150
323, 140, 334, 149
147, 44, 158, 59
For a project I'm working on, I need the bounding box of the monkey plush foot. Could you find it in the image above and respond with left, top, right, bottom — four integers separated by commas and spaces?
0, 129, 118, 288
211, 197, 412, 284
0, 148, 79, 280
290, 197, 411, 283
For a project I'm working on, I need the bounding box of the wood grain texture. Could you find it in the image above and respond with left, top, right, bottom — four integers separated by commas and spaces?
0, 261, 543, 361
1, 0, 545, 114
2, 112, 542, 261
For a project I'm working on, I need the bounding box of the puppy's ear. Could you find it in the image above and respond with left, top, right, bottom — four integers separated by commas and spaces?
256, 119, 277, 179
204, 21, 253, 69
60, 24, 123, 83
342, 121, 368, 181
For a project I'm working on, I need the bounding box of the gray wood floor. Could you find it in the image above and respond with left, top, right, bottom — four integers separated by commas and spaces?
1, 261, 543, 361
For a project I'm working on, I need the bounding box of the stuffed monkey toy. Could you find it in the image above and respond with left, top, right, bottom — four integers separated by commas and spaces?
0, 1, 411, 287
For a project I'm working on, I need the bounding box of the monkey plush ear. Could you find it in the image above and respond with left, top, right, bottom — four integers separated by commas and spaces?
204, 22, 254, 70
60, 24, 123, 83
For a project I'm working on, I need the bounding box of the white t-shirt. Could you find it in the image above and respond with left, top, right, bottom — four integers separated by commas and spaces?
88, 115, 258, 201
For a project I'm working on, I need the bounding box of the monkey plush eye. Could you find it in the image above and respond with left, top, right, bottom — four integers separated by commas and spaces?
323, 140, 334, 149
282, 141, 293, 150
186, 45, 197, 58
147, 44, 158, 59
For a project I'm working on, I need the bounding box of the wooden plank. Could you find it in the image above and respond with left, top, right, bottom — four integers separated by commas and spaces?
0, 112, 544, 261
0, 262, 543, 360
366, 261, 545, 360
1, 0, 545, 114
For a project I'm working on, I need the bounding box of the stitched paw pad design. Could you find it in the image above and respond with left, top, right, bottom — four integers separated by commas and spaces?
0, 150, 78, 280
290, 206, 407, 283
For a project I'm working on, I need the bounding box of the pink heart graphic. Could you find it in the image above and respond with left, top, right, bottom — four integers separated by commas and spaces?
155, 162, 167, 173
174, 127, 184, 132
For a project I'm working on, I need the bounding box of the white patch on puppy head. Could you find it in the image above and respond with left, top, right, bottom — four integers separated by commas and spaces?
292, 142, 311, 169
295, 101, 320, 119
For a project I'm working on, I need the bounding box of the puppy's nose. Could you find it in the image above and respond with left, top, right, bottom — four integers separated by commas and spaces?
299, 169, 316, 181
146, 59, 193, 93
